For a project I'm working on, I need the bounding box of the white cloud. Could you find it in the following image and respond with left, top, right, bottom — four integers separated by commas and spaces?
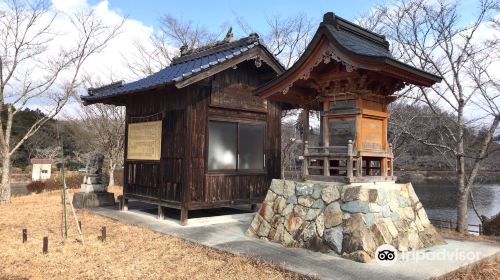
51, 0, 88, 13
15, 0, 162, 118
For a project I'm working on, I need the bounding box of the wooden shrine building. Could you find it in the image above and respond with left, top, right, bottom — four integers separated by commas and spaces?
82, 33, 284, 225
255, 13, 441, 182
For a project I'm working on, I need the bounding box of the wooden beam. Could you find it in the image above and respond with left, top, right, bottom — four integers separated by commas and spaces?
176, 48, 282, 88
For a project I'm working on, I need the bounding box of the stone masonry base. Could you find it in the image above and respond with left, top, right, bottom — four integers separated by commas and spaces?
247, 180, 445, 263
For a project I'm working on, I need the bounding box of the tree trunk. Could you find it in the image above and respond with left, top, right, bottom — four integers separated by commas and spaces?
0, 154, 12, 205
456, 188, 468, 233
456, 153, 468, 233
108, 168, 115, 187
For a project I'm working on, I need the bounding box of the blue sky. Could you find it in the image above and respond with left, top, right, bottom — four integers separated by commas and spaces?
96, 0, 385, 35
87, 0, 481, 38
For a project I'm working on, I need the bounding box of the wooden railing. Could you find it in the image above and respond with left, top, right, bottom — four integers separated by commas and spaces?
302, 140, 395, 182
429, 218, 484, 235
303, 140, 356, 179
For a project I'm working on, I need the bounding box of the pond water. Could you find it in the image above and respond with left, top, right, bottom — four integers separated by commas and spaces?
413, 181, 500, 226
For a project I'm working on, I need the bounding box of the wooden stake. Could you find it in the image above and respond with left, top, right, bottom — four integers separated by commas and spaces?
22, 229, 27, 243
101, 226, 106, 242
43, 237, 48, 254
65, 188, 84, 244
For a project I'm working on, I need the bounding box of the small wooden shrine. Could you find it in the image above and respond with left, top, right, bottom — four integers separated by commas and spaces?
255, 13, 441, 182
82, 33, 284, 225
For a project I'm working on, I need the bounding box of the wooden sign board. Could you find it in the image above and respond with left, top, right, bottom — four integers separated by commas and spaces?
127, 121, 162, 160
362, 118, 383, 150
328, 118, 356, 146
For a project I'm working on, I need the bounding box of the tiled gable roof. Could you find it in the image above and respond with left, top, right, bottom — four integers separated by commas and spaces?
82, 34, 267, 102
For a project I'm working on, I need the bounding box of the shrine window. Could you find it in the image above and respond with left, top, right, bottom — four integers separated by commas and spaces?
208, 121, 265, 171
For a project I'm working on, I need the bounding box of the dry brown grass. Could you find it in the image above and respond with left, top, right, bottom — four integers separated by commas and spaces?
435, 228, 500, 280
437, 228, 500, 243
439, 257, 500, 280
0, 188, 307, 280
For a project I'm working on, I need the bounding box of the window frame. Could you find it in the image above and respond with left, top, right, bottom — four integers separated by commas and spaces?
207, 118, 266, 174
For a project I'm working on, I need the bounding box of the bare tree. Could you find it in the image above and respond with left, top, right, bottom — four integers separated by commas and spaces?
76, 102, 125, 187
123, 15, 226, 79
362, 0, 500, 232
233, 12, 316, 68
264, 13, 315, 68
0, 0, 122, 204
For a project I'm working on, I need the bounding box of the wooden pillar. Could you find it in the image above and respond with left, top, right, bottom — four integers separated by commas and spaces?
366, 159, 371, 176
302, 108, 310, 180
303, 141, 309, 178
323, 148, 330, 177
381, 158, 388, 176
180, 208, 188, 226
319, 113, 324, 146
122, 197, 128, 211
357, 156, 363, 178
347, 140, 353, 179
158, 205, 164, 220
251, 204, 257, 211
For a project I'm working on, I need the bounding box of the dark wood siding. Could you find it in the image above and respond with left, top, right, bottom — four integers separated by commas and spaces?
125, 88, 186, 205
123, 61, 281, 212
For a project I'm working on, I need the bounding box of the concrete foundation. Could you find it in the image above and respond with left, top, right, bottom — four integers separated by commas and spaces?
72, 192, 115, 208
247, 180, 445, 262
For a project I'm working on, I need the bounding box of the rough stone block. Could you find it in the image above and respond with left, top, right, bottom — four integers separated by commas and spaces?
368, 203, 382, 213
264, 191, 277, 203
382, 205, 391, 218
273, 196, 286, 214
341, 201, 369, 213
298, 196, 315, 207
296, 182, 314, 196
324, 225, 343, 254
324, 202, 343, 228
363, 213, 375, 226
283, 181, 296, 197
305, 208, 322, 221
286, 195, 297, 204
269, 179, 285, 195
282, 203, 294, 216
259, 202, 274, 222
312, 184, 323, 199
273, 224, 285, 242
285, 215, 304, 235
346, 250, 372, 263
371, 222, 393, 244
368, 189, 378, 203
342, 185, 367, 202
257, 219, 271, 237
72, 192, 115, 208
311, 199, 325, 209
316, 213, 325, 237
321, 185, 340, 203
391, 211, 400, 222
293, 205, 307, 217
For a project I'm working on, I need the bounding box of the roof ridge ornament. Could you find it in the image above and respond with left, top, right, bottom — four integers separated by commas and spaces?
224, 27, 233, 42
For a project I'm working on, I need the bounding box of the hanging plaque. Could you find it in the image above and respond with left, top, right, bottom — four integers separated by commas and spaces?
127, 121, 162, 160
